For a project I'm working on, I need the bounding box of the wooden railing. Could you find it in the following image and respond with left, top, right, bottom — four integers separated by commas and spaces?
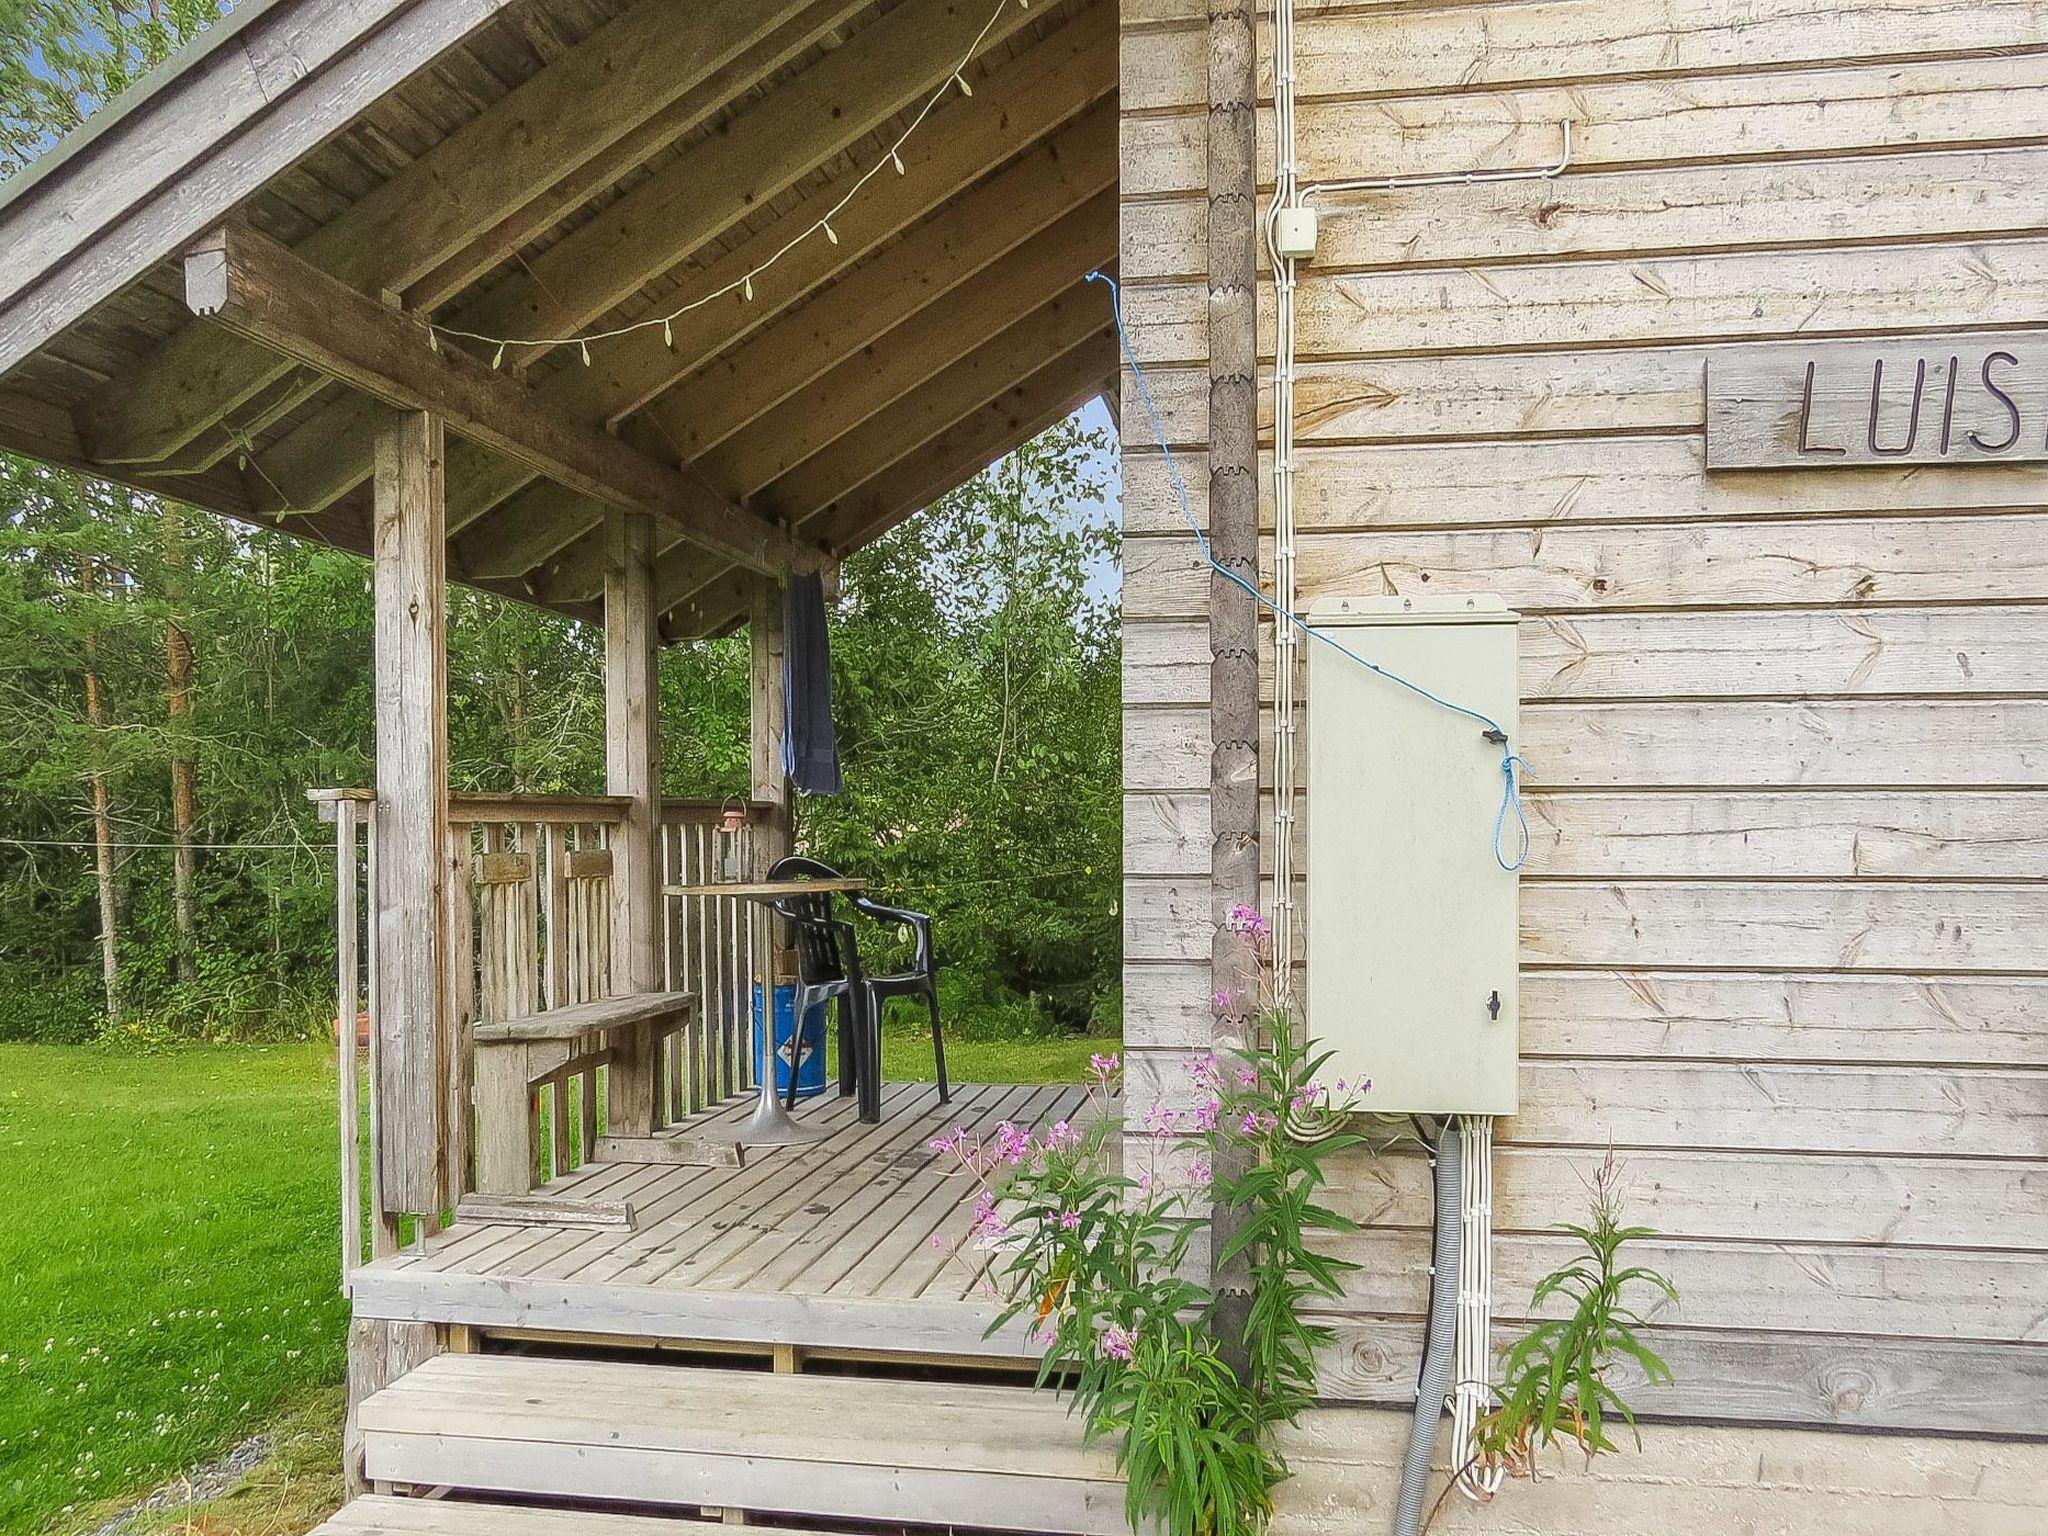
317, 789, 780, 1281
660, 799, 780, 1114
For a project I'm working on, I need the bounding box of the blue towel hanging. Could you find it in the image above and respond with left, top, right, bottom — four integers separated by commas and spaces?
781, 572, 842, 795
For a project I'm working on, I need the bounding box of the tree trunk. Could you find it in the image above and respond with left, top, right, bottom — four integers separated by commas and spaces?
163, 500, 198, 984
80, 552, 122, 1022
1205, 0, 1261, 1382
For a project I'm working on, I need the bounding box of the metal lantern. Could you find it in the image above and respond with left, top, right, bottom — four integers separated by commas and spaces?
715, 797, 747, 882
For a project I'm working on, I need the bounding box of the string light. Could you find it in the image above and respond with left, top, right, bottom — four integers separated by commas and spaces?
424, 0, 1021, 365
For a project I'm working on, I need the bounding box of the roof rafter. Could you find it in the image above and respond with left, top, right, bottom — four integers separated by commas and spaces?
690, 188, 1116, 498
0, 0, 523, 379
442, 0, 1044, 348
526, 256, 1112, 607
184, 223, 824, 576
666, 334, 1115, 637
264, 6, 1113, 549
76, 0, 852, 468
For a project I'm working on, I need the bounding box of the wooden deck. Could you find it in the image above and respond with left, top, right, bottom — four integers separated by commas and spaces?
350, 1080, 1091, 1358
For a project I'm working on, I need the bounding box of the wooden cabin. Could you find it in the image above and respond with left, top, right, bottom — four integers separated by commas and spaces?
0, 1, 2041, 1533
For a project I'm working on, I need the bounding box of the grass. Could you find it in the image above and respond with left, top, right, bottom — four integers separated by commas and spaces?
0, 1043, 350, 1535
1, 1022, 1095, 1535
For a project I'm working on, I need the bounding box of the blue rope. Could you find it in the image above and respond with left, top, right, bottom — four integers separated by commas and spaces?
1088, 270, 1530, 873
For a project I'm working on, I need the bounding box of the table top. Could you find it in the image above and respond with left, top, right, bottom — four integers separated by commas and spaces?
661, 877, 868, 899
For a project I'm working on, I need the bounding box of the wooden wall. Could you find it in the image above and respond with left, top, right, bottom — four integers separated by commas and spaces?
1116, 0, 2048, 1482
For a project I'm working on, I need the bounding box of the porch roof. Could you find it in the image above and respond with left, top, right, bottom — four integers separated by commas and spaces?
0, 0, 1116, 639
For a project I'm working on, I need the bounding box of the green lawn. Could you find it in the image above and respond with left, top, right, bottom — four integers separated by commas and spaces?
0, 1044, 350, 1534
0, 1027, 1093, 1533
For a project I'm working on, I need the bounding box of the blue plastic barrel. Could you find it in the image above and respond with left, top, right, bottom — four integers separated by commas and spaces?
753, 983, 828, 1099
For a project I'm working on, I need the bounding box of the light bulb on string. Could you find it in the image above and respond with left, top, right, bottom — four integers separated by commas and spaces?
417, 0, 1016, 367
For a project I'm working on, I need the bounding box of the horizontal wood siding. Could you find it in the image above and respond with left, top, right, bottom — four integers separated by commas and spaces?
1116, 0, 2048, 1458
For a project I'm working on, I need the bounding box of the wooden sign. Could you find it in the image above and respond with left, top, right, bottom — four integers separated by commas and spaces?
1706, 332, 2048, 470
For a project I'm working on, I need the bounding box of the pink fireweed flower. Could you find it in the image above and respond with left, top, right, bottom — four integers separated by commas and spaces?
1088, 1051, 1121, 1084
1100, 1323, 1136, 1363
1189, 1052, 1222, 1092
991, 1121, 1034, 1166
971, 1190, 1009, 1241
1237, 1066, 1258, 1088
1141, 1103, 1181, 1138
1211, 990, 1233, 1011
1045, 1119, 1081, 1151
926, 1129, 968, 1156
1187, 1155, 1212, 1186
1059, 1211, 1082, 1230
1193, 1096, 1222, 1132
1238, 1109, 1278, 1136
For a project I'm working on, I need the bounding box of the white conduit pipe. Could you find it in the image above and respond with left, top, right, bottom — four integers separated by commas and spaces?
1265, 0, 1301, 1000
1264, 0, 1568, 1495
1454, 1114, 1505, 1499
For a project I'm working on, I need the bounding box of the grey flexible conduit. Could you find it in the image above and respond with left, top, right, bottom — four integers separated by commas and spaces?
1394, 1118, 1463, 1536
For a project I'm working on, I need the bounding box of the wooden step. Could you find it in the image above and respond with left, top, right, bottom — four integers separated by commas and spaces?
359, 1353, 1131, 1535
313, 1494, 739, 1535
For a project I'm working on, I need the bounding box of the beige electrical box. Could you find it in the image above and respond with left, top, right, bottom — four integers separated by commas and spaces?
1305, 595, 1520, 1115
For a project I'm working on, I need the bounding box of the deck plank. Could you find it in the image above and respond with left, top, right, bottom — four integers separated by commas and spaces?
636, 1082, 954, 1290
711, 1082, 1030, 1294
591, 1082, 930, 1289
350, 1081, 1089, 1359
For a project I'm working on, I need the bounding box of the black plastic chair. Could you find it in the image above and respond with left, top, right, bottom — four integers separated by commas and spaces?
849, 890, 947, 1108
764, 856, 948, 1120
764, 856, 873, 1120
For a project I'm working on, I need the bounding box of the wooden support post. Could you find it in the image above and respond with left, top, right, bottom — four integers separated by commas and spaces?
371, 410, 450, 1222
344, 1315, 439, 1497
750, 579, 795, 983
606, 508, 662, 1135
1205, 0, 1261, 1380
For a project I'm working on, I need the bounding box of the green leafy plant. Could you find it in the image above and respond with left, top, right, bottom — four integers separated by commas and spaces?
1470, 1151, 1677, 1482
930, 907, 1364, 1536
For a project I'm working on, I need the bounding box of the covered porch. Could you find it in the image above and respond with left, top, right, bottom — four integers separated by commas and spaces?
0, 0, 1120, 1506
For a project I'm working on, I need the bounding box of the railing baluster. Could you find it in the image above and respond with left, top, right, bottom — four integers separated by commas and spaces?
334, 798, 361, 1291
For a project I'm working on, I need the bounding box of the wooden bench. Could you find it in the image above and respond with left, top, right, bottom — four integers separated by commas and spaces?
472, 989, 697, 1200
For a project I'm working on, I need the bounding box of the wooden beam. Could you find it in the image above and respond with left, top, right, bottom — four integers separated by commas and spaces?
667, 333, 1113, 634
547, 278, 1111, 611
75, 0, 838, 466
442, 0, 1042, 348
437, 16, 1116, 570
755, 275, 1113, 525
605, 510, 663, 1138
196, 1, 878, 505
690, 188, 1118, 498
182, 223, 821, 576
371, 411, 450, 1219
750, 581, 796, 979
634, 97, 1117, 465
808, 334, 1117, 553
0, 0, 519, 381
1205, 0, 1260, 1366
